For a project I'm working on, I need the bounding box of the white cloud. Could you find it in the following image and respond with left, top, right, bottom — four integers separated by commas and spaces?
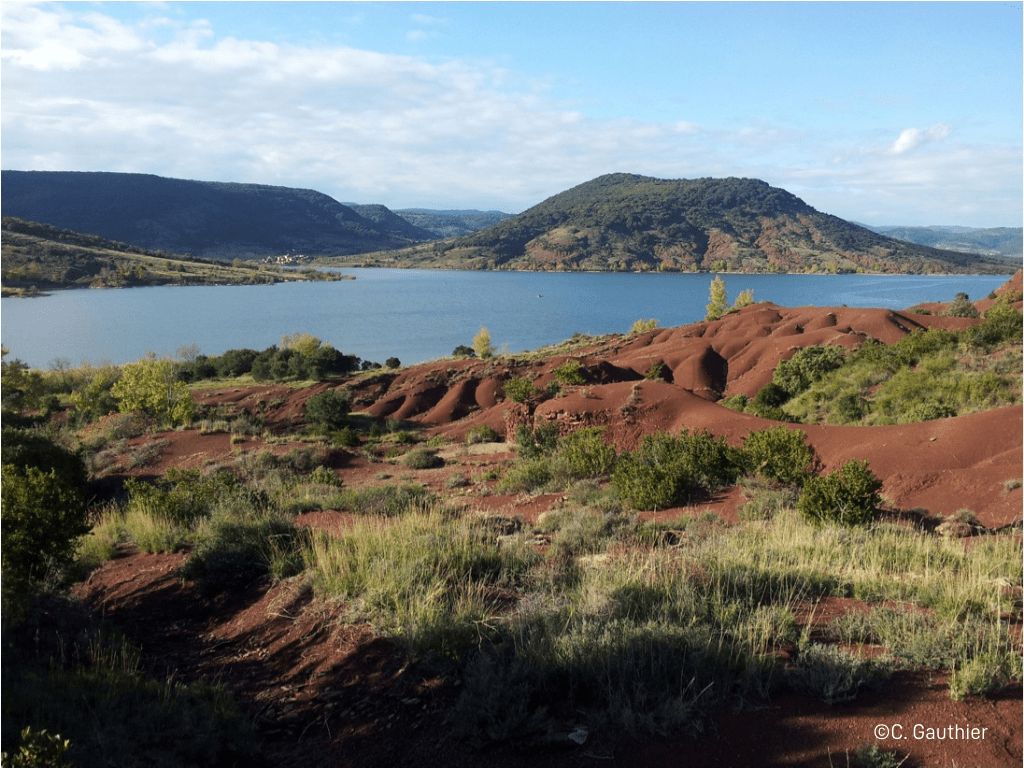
890, 123, 950, 155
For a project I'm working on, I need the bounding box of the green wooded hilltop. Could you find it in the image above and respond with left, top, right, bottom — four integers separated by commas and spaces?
330, 174, 1017, 274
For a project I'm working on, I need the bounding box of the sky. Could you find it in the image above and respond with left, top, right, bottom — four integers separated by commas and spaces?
2, 1, 1021, 227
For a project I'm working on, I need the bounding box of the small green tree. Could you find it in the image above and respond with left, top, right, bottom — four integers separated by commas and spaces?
705, 276, 729, 321
473, 326, 495, 359
111, 354, 195, 426
304, 388, 351, 431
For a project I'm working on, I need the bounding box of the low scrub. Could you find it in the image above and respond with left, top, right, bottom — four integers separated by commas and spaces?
179, 503, 305, 594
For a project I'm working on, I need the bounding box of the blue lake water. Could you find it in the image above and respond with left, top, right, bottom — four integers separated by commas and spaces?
0, 270, 1011, 369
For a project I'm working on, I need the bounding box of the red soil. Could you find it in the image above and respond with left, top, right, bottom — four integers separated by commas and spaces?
75, 273, 1023, 767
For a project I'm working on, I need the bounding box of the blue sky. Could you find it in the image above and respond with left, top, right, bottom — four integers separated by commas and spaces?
2, 1, 1021, 227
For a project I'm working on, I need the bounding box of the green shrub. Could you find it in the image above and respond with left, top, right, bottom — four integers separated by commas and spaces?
554, 427, 616, 480
719, 393, 749, 412
552, 359, 586, 385
949, 655, 1012, 700
942, 296, 980, 318
496, 458, 554, 494
797, 460, 882, 527
336, 483, 433, 516
180, 506, 305, 594
304, 388, 350, 430
629, 318, 659, 335
1, 463, 89, 607
772, 345, 845, 396
403, 447, 444, 469
788, 643, 892, 704
2, 727, 73, 768
854, 744, 908, 768
452, 344, 477, 358
612, 429, 740, 511
644, 361, 667, 380
742, 426, 817, 485
752, 382, 791, 411
466, 424, 500, 444
2, 427, 88, 489
514, 422, 559, 459
110, 355, 195, 426
503, 376, 539, 403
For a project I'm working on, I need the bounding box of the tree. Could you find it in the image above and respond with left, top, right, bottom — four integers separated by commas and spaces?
473, 326, 495, 359
110, 354, 195, 426
705, 275, 729, 321
280, 332, 323, 357
732, 289, 755, 310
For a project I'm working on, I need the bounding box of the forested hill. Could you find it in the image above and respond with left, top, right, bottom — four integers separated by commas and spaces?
340, 174, 1013, 274
0, 171, 429, 259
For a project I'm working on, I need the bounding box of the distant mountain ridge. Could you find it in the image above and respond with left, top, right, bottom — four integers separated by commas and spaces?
394, 209, 515, 238
342, 173, 1012, 275
857, 224, 1022, 260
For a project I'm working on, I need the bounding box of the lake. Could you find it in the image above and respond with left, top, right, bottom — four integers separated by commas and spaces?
0, 270, 1011, 370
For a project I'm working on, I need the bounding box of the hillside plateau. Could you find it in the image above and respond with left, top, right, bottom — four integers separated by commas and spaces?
0, 218, 344, 295
338, 174, 1013, 274
3, 273, 1020, 768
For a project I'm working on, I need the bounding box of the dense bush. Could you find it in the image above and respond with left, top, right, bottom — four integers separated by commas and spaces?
304, 388, 351, 431
1, 426, 88, 489
452, 344, 477, 358
772, 346, 845, 396
1, 463, 89, 602
797, 460, 883, 527
514, 422, 559, 459
612, 429, 739, 511
554, 427, 616, 479
742, 426, 817, 485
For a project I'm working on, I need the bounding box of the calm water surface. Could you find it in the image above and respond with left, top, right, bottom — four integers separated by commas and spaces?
0, 270, 1010, 369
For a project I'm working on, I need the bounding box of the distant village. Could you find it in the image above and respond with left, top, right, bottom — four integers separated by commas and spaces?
260, 253, 317, 265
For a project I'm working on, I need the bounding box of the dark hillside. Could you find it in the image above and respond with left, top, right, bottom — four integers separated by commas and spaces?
347, 174, 1012, 274
1, 171, 427, 259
